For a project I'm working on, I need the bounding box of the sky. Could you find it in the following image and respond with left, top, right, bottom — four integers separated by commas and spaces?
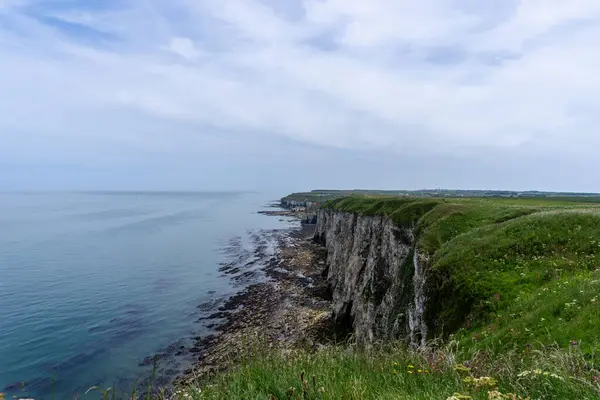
1, 0, 600, 192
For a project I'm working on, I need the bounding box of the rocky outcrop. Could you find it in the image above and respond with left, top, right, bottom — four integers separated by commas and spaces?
281, 199, 316, 209
301, 215, 318, 225
314, 208, 428, 346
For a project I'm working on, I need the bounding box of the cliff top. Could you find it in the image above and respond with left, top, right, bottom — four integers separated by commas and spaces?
284, 189, 600, 204
321, 195, 600, 356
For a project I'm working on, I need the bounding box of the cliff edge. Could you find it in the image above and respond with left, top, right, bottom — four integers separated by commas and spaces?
315, 196, 600, 353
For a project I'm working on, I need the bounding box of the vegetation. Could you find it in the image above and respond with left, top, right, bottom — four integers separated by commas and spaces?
168, 341, 600, 399
283, 189, 600, 205
428, 208, 600, 352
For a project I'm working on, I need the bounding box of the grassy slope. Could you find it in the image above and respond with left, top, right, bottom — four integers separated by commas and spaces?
174, 196, 600, 399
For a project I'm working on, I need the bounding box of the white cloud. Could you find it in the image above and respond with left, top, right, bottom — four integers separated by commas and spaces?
167, 37, 200, 60
2, 0, 600, 162
304, 0, 478, 46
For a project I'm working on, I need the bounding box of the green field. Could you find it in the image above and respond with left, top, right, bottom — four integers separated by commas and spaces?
282, 189, 600, 206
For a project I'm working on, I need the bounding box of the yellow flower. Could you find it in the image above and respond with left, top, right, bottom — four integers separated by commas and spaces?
394, 362, 399, 366
463, 376, 498, 389
408, 365, 415, 369
408, 371, 414, 374
418, 369, 423, 373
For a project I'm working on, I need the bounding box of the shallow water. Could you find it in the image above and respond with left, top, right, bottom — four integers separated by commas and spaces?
0, 191, 295, 399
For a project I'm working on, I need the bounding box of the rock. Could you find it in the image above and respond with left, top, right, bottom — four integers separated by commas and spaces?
4, 381, 25, 391
177, 220, 332, 383
315, 208, 426, 346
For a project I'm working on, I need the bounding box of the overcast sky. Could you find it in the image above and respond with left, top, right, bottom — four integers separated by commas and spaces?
1, 0, 599, 192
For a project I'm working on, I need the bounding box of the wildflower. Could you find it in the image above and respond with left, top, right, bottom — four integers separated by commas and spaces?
394, 361, 398, 366
593, 375, 599, 383
417, 369, 423, 373
463, 376, 498, 389
518, 370, 564, 381
408, 371, 414, 374
571, 340, 578, 346
408, 364, 415, 369
454, 364, 472, 376
392, 369, 397, 374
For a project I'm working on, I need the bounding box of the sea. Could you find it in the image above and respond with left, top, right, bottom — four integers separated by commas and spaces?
0, 191, 296, 399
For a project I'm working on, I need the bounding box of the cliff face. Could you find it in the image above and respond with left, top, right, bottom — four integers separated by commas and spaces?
315, 208, 428, 346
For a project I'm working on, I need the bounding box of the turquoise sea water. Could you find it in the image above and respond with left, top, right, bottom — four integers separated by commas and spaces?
0, 192, 294, 399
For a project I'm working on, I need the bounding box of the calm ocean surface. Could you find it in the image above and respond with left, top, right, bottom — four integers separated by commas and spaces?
0, 191, 295, 399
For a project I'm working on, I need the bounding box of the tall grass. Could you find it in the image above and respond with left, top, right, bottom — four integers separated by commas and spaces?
170, 341, 600, 400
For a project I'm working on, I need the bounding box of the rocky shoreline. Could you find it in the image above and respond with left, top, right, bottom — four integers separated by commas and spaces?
176, 213, 332, 386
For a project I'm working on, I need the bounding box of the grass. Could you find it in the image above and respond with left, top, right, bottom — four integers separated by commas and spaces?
461, 271, 600, 355
170, 341, 600, 400
325, 196, 442, 226
426, 209, 600, 352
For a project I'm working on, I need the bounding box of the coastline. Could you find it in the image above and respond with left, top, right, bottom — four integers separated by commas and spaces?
0, 198, 326, 399
176, 208, 331, 385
